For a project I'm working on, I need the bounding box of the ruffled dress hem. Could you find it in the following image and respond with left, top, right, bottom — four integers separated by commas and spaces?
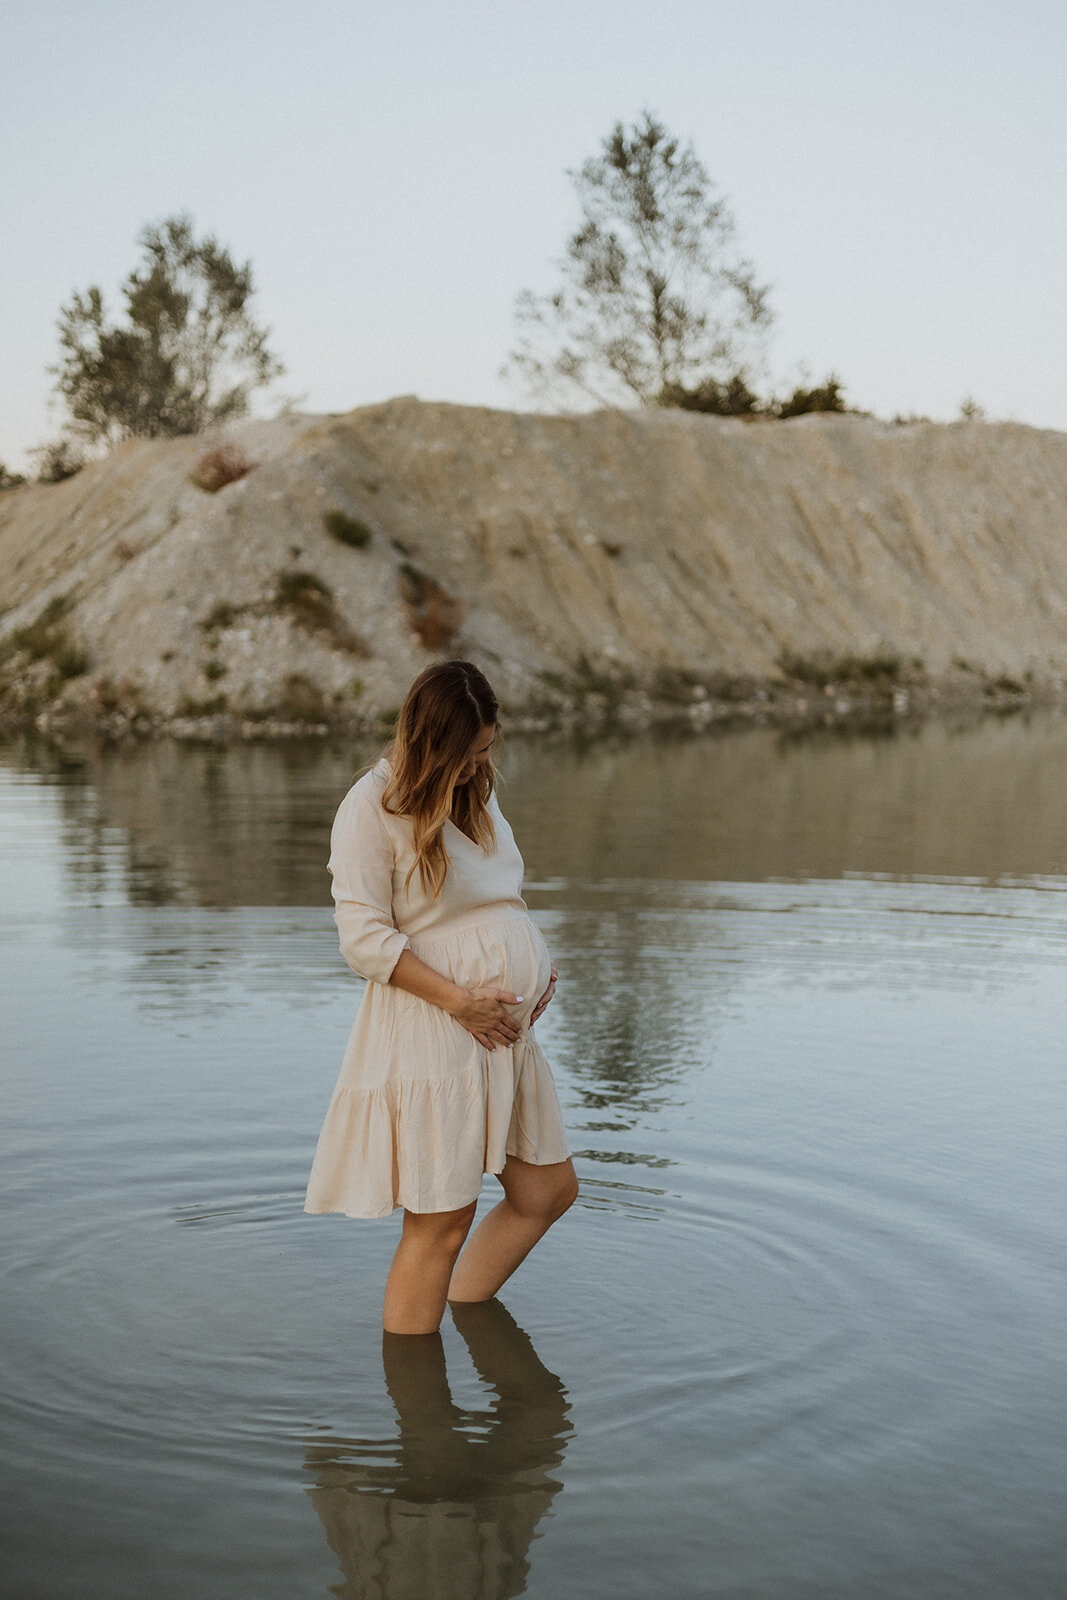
304, 1036, 571, 1220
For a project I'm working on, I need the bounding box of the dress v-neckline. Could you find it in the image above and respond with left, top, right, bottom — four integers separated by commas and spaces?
446, 819, 476, 845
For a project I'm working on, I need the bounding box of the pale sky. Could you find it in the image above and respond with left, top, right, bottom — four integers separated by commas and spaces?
3, 0, 1065, 471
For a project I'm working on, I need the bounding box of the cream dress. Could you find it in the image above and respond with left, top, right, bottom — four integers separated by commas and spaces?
304, 761, 571, 1218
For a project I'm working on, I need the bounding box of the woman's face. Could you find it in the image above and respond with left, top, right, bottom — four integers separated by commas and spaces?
455, 724, 496, 785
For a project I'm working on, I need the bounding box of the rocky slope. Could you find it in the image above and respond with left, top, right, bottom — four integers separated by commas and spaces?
2, 399, 1066, 735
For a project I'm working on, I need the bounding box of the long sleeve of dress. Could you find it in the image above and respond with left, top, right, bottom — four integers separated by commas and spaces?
327, 784, 410, 986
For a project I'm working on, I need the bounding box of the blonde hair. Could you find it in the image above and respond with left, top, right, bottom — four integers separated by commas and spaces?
381, 660, 499, 896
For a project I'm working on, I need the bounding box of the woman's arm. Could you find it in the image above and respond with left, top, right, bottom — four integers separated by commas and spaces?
389, 949, 523, 1052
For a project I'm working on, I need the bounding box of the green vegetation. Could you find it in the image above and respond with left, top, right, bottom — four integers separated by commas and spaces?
272, 569, 367, 654
658, 373, 764, 416
659, 372, 850, 419
274, 568, 335, 619
0, 463, 27, 490
958, 397, 987, 422
650, 665, 708, 702
1, 596, 89, 682
201, 601, 240, 633
774, 376, 849, 419
323, 509, 373, 548
777, 649, 907, 688
650, 665, 759, 704
51, 642, 90, 680
198, 574, 367, 656
178, 693, 228, 716
202, 658, 228, 681
507, 111, 863, 422
540, 655, 637, 710
509, 111, 771, 407
279, 673, 326, 721
7, 595, 70, 660
31, 439, 86, 483
50, 212, 283, 450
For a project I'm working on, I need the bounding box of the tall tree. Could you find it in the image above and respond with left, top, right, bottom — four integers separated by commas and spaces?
509, 112, 772, 407
51, 213, 283, 447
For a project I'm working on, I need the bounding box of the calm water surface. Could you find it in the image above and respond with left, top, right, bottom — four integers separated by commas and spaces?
2, 714, 1067, 1599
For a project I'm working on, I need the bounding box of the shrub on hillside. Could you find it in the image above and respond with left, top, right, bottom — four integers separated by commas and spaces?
658, 371, 850, 419
397, 563, 464, 651
190, 443, 254, 492
658, 372, 762, 415
271, 569, 367, 655
772, 376, 848, 419
32, 439, 86, 483
323, 509, 373, 548
279, 673, 326, 721
7, 596, 71, 661
777, 649, 904, 687
1, 595, 89, 683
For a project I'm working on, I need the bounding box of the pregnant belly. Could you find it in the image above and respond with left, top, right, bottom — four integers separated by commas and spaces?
410, 913, 551, 1028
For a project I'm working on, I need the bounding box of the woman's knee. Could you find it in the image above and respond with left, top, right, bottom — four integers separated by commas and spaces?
554, 1166, 580, 1218
403, 1201, 477, 1258
505, 1160, 579, 1224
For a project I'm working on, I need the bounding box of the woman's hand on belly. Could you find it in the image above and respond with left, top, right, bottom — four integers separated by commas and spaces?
450, 986, 524, 1052
389, 950, 523, 1051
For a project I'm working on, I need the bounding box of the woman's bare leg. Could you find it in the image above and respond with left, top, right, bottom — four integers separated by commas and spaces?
447, 1157, 578, 1304
383, 1202, 478, 1334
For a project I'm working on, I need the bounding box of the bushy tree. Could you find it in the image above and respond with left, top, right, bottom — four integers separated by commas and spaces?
509, 112, 772, 407
51, 213, 283, 448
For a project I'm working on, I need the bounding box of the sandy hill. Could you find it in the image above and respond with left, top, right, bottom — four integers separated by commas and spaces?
2, 399, 1066, 733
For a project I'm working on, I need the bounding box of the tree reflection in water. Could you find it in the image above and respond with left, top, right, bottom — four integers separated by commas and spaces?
304, 1301, 572, 1600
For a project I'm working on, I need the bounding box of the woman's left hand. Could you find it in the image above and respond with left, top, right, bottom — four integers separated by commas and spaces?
530, 964, 558, 1025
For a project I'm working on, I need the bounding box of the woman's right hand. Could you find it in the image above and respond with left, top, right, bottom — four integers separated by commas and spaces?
449, 987, 524, 1051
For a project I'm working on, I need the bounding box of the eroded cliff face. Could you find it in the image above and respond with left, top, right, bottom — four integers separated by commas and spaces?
1, 398, 1066, 731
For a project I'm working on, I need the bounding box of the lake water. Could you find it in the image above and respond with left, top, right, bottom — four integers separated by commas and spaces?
2, 712, 1067, 1600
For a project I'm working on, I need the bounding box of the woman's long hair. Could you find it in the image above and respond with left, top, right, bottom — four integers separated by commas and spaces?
382, 660, 499, 897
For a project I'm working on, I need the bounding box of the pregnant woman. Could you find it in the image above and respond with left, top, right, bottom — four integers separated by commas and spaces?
305, 659, 577, 1333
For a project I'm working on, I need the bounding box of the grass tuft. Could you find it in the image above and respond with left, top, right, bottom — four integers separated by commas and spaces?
323, 509, 373, 548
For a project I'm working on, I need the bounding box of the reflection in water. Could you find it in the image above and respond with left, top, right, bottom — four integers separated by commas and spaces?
5, 710, 1067, 910
304, 1302, 571, 1600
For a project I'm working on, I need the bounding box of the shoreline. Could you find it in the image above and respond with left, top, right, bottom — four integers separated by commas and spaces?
4, 669, 1057, 746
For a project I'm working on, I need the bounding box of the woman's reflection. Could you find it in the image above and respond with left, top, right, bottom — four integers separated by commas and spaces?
305, 1300, 572, 1599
